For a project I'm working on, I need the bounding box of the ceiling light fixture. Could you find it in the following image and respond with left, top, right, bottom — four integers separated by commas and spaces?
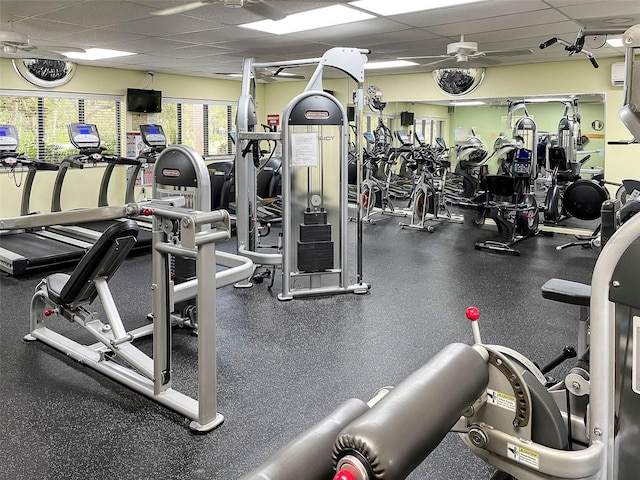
606, 37, 624, 48
364, 60, 418, 69
525, 97, 570, 103
63, 48, 136, 60
349, 0, 487, 16
239, 5, 374, 35
604, 17, 634, 25
451, 100, 485, 106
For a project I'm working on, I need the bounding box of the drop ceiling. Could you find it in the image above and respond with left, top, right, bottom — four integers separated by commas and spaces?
1, 0, 639, 79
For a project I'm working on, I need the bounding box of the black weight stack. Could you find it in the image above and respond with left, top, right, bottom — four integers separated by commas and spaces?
297, 208, 334, 272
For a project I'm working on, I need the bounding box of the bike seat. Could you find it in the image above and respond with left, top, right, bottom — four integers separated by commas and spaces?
541, 278, 590, 307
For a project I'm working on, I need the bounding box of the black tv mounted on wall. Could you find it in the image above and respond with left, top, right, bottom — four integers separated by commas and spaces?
126, 88, 162, 113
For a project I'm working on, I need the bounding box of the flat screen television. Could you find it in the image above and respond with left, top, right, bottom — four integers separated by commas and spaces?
126, 88, 162, 113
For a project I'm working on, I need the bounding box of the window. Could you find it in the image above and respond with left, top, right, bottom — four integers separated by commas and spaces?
0, 96, 38, 158
0, 91, 122, 162
416, 117, 445, 144
1, 91, 236, 161
156, 99, 236, 156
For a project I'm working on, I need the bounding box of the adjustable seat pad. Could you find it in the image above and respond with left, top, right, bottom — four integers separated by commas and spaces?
541, 278, 590, 306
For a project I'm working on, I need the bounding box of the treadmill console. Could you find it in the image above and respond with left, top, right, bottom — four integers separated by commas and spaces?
139, 124, 167, 148
68, 123, 101, 149
395, 130, 412, 146
0, 125, 19, 152
363, 132, 375, 144
414, 131, 426, 146
512, 148, 533, 176
436, 137, 447, 150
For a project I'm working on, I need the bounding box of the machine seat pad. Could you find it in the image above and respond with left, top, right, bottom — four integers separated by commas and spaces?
541, 278, 590, 306
46, 273, 71, 305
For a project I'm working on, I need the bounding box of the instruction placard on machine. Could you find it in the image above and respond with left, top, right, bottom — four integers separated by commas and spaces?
291, 132, 318, 167
507, 443, 540, 470
486, 388, 517, 412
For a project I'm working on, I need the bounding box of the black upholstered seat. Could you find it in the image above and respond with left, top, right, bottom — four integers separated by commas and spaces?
45, 220, 139, 308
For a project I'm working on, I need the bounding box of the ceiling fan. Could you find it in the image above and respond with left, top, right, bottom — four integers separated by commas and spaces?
152, 0, 285, 19
400, 35, 533, 66
0, 28, 84, 60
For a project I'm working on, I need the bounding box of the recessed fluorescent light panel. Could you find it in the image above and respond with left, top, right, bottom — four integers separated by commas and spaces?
526, 97, 570, 103
349, 0, 487, 16
64, 48, 136, 60
452, 101, 485, 106
240, 5, 374, 35
364, 60, 418, 70
606, 37, 624, 48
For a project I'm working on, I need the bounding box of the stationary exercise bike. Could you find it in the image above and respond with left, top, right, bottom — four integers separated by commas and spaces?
360, 120, 407, 224
399, 134, 464, 232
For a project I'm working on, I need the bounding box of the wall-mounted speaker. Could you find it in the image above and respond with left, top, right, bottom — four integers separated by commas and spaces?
347, 105, 355, 122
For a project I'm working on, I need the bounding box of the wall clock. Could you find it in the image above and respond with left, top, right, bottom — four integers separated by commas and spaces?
12, 58, 76, 88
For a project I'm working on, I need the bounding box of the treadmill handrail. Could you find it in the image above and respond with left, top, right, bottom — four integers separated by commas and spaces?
0, 204, 142, 231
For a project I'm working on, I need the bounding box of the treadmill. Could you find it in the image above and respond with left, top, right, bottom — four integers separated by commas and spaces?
48, 124, 152, 252
0, 125, 90, 276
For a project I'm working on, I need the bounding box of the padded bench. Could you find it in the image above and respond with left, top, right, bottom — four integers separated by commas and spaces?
541, 278, 591, 358
541, 278, 591, 306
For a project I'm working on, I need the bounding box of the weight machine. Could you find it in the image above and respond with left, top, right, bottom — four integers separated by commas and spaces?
5, 200, 252, 433
235, 47, 370, 300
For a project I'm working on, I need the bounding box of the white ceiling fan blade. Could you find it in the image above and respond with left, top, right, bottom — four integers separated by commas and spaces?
482, 48, 533, 57
152, 1, 213, 16
422, 57, 457, 67
1, 49, 65, 60
42, 45, 86, 53
398, 54, 449, 60
247, 0, 287, 20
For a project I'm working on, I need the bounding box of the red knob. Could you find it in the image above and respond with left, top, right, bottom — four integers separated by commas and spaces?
142, 208, 153, 216
334, 471, 356, 480
466, 306, 480, 321
44, 309, 53, 317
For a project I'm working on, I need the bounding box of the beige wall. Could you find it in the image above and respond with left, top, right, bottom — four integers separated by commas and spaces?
2, 54, 638, 218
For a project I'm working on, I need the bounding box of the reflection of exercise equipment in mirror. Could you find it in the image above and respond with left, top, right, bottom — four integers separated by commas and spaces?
357, 86, 410, 224
399, 134, 464, 232
474, 102, 542, 256
453, 130, 489, 199
235, 47, 370, 300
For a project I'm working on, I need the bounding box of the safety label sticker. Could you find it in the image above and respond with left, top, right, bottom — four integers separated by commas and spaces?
507, 443, 540, 470
486, 388, 516, 412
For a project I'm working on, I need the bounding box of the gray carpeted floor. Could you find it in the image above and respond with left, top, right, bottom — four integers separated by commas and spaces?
0, 209, 598, 480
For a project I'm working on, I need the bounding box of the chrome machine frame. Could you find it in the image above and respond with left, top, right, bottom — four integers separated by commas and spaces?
235, 47, 370, 300
4, 200, 253, 433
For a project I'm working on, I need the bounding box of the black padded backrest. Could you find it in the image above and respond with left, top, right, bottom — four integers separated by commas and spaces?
485, 174, 516, 200
548, 146, 568, 170
59, 219, 139, 307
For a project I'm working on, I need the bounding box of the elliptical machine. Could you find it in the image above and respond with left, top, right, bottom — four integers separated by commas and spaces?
474, 103, 540, 256
542, 99, 604, 224
453, 130, 489, 199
